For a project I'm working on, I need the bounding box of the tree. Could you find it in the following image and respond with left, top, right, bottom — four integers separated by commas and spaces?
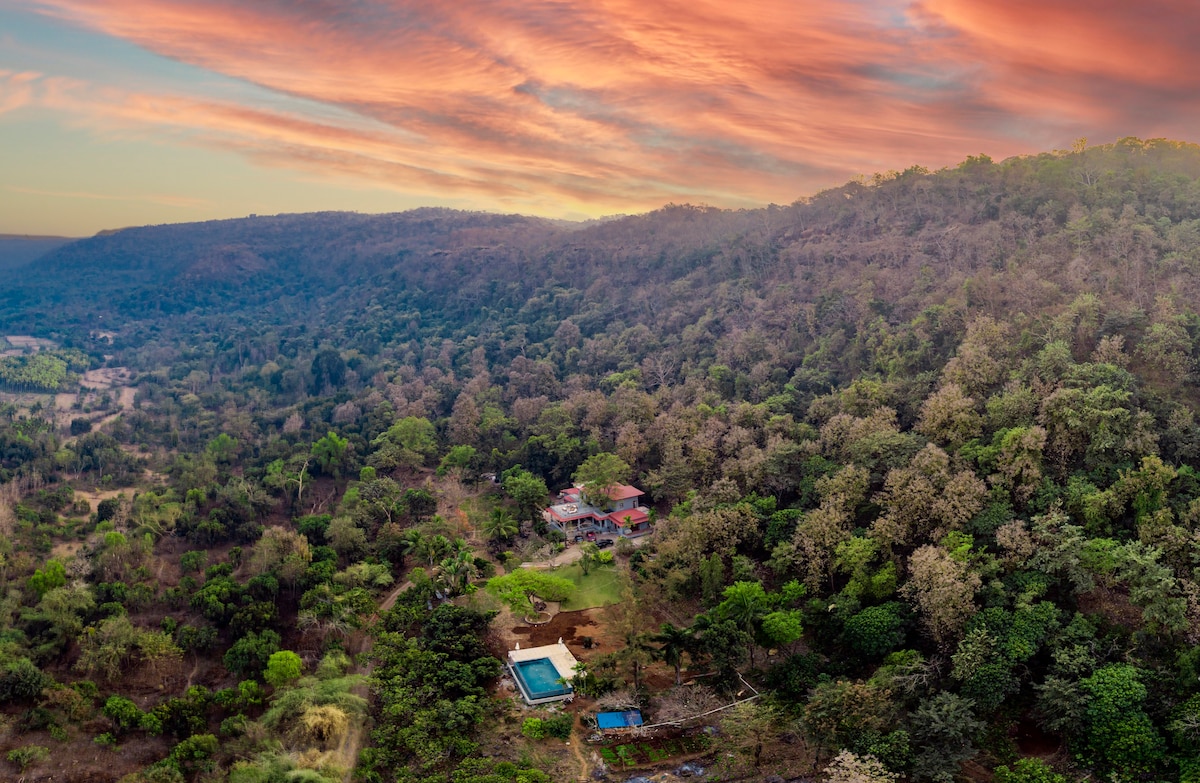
27, 559, 66, 598
720, 700, 782, 771
223, 630, 281, 679
909, 692, 983, 782
485, 570, 575, 616
437, 543, 480, 595
573, 453, 631, 506
652, 622, 693, 686
264, 650, 303, 688
77, 615, 140, 681
901, 545, 980, 649
6, 745, 49, 773
206, 433, 238, 464
311, 431, 349, 477
993, 758, 1067, 783
844, 603, 907, 659
438, 444, 477, 478
104, 695, 144, 734
804, 679, 893, 762
480, 507, 519, 546
327, 516, 368, 560
823, 750, 899, 783
578, 542, 601, 576
503, 469, 549, 524
370, 417, 437, 471
1078, 664, 1165, 775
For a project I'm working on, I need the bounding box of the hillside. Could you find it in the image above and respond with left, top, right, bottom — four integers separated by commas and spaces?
0, 235, 75, 272
0, 138, 1199, 783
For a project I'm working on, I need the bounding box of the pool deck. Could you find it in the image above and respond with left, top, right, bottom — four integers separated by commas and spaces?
508, 640, 580, 705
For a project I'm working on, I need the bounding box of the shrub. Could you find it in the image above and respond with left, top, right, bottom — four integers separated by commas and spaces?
521, 717, 547, 740
7, 744, 49, 772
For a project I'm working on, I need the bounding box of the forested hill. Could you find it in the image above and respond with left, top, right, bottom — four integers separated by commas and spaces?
0, 235, 74, 271
5, 139, 1200, 782
5, 137, 1200, 401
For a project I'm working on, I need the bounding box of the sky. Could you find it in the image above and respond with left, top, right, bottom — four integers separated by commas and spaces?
2, 1, 1199, 236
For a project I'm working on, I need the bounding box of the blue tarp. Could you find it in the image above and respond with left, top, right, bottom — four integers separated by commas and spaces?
596, 709, 643, 729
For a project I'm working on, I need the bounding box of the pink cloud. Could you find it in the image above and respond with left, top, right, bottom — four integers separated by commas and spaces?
15, 0, 1200, 213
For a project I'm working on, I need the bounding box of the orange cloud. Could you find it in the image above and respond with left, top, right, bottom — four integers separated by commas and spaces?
15, 0, 1200, 213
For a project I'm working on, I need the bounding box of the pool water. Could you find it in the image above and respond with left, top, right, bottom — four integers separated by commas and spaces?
512, 658, 571, 700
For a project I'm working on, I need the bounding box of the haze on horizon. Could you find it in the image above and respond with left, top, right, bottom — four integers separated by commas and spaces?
2, 0, 1200, 237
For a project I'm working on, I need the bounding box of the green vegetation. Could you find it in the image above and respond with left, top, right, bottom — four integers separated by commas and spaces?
0, 348, 88, 391
554, 561, 625, 610
4, 140, 1200, 780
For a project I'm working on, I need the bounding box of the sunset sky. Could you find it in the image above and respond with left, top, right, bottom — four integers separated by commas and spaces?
2, 0, 1198, 236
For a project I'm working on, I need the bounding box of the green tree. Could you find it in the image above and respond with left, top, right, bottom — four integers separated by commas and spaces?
573, 453, 631, 505
224, 630, 282, 679
485, 570, 575, 616
103, 695, 144, 735
503, 469, 549, 524
1078, 664, 1165, 775
370, 417, 437, 470
481, 507, 519, 546
311, 431, 349, 477
909, 692, 983, 782
651, 622, 693, 686
6, 745, 49, 773
993, 758, 1067, 783
720, 700, 782, 771
844, 603, 907, 659
27, 559, 66, 598
264, 650, 303, 688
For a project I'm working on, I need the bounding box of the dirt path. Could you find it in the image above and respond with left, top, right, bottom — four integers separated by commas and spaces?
335, 578, 415, 782
184, 656, 201, 689
569, 737, 592, 782
378, 581, 414, 612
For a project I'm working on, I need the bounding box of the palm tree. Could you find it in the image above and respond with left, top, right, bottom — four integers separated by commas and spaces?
398, 528, 424, 561
652, 622, 693, 686
481, 507, 518, 546
437, 547, 480, 595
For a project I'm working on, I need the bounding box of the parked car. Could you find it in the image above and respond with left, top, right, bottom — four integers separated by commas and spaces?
573, 534, 585, 543
586, 531, 597, 541
596, 538, 615, 549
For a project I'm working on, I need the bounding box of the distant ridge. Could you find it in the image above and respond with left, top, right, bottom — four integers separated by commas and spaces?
0, 234, 75, 272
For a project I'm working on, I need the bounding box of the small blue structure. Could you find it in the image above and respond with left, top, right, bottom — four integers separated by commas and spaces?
596, 709, 644, 730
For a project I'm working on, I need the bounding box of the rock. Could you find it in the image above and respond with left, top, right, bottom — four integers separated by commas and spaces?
762, 776, 786, 783
675, 763, 705, 777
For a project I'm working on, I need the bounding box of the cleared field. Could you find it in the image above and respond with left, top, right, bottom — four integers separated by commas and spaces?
555, 562, 626, 610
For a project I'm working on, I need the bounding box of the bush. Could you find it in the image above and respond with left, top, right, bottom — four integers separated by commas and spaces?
0, 657, 51, 705
7, 744, 49, 772
263, 650, 303, 688
521, 717, 547, 740
103, 695, 143, 734
543, 713, 574, 739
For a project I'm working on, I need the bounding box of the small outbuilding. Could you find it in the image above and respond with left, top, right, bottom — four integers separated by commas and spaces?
595, 709, 644, 731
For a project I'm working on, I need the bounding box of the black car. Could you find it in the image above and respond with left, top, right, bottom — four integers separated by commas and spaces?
596, 538, 615, 549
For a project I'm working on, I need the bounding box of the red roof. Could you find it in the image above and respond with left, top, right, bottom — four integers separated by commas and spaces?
610, 509, 649, 526
604, 484, 644, 501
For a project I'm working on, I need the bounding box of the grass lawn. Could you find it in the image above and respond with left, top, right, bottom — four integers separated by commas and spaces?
555, 562, 626, 610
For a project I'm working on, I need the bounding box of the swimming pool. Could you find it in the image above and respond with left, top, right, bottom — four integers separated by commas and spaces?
511, 657, 572, 701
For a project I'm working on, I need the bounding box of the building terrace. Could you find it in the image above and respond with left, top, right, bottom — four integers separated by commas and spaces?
543, 483, 652, 539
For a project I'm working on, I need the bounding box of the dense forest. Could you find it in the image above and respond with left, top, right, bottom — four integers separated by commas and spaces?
1, 137, 1200, 783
